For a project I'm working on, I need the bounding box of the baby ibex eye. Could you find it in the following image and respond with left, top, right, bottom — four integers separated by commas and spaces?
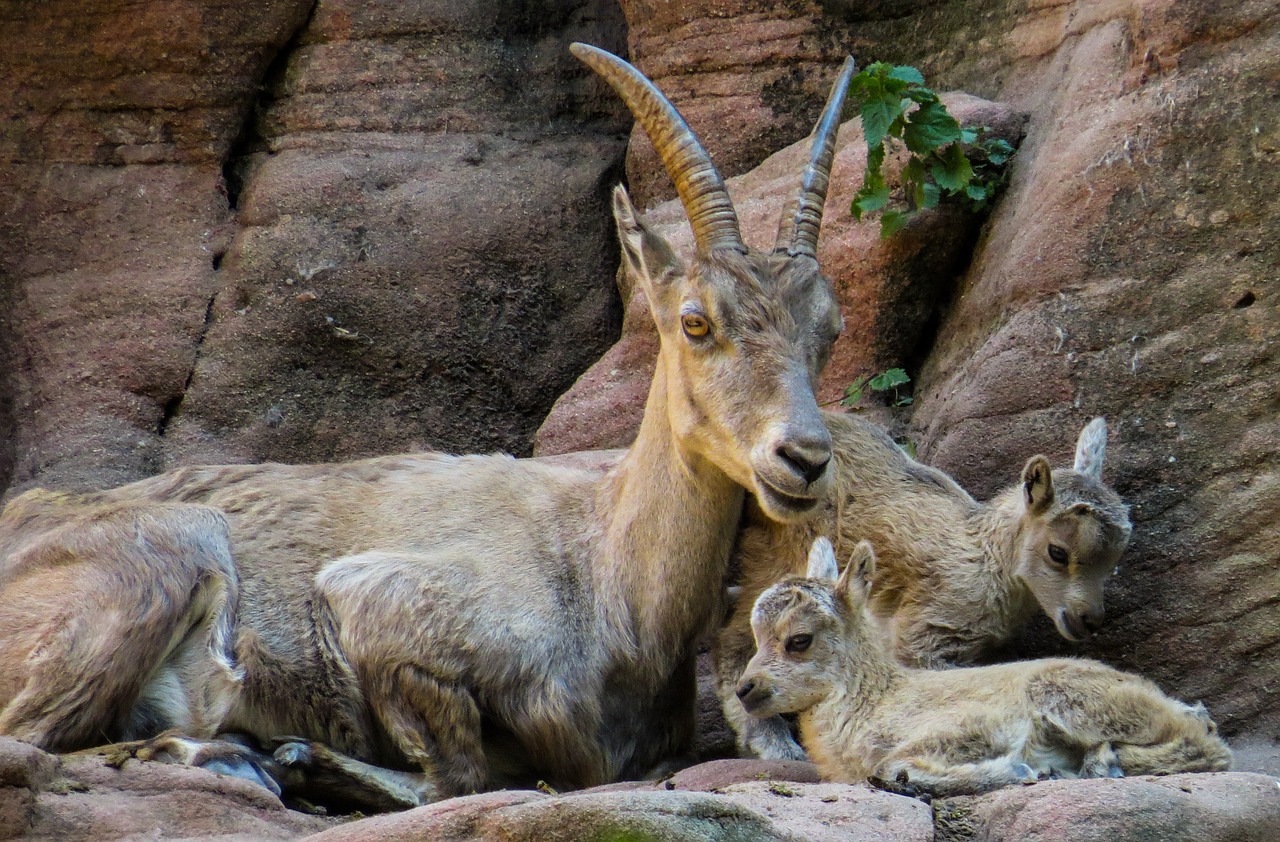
785, 633, 813, 654
1047, 544, 1069, 566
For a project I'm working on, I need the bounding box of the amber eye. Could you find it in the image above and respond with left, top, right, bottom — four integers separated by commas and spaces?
785, 634, 813, 654
1047, 544, 1069, 566
681, 313, 710, 338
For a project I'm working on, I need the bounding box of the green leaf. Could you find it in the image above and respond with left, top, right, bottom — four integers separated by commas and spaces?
984, 138, 1015, 165
853, 184, 890, 217
869, 368, 911, 390
902, 100, 962, 154
879, 210, 910, 238
861, 92, 903, 148
931, 143, 974, 192
960, 127, 979, 144
895, 395, 914, 407
922, 182, 942, 209
965, 182, 992, 202
840, 376, 870, 407
887, 65, 926, 86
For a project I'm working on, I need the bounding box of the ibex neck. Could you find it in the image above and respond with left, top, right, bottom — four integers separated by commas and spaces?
976, 487, 1027, 577
596, 359, 744, 661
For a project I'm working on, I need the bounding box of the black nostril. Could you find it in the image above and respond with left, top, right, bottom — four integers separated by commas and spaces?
1083, 613, 1104, 633
777, 446, 830, 485
735, 681, 756, 700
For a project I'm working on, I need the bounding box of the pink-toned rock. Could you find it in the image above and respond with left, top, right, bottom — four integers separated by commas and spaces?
0, 0, 629, 499
534, 93, 1026, 455
0, 738, 335, 840
945, 773, 1280, 842
306, 784, 931, 842
618, 1, 863, 210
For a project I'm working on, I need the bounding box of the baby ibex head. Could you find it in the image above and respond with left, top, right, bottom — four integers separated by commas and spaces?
572, 44, 855, 521
736, 537, 877, 717
1014, 418, 1132, 642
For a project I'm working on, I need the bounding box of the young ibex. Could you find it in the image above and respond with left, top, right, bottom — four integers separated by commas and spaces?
0, 46, 855, 809
736, 538, 1231, 795
716, 413, 1133, 760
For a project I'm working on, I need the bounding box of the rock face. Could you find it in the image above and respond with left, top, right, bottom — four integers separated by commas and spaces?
540, 0, 1280, 777
0, 0, 629, 498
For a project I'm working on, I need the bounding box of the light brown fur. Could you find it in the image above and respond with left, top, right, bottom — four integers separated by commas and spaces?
736, 539, 1231, 796
0, 47, 852, 808
716, 413, 1132, 759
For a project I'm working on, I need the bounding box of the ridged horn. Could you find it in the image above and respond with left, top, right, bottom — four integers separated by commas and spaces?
774, 56, 857, 259
571, 43, 744, 255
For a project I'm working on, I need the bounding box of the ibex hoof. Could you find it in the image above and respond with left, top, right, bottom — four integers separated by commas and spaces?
1107, 764, 1125, 778
202, 755, 283, 798
273, 738, 315, 767
1012, 762, 1038, 784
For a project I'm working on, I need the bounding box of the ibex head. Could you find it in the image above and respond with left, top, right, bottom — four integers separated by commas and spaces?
736, 537, 876, 717
1014, 418, 1132, 641
573, 44, 853, 522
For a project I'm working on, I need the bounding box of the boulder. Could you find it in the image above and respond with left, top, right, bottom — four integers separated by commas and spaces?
0, 737, 335, 840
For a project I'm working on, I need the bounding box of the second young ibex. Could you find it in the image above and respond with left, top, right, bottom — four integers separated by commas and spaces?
716, 413, 1133, 760
0, 45, 856, 809
736, 538, 1231, 795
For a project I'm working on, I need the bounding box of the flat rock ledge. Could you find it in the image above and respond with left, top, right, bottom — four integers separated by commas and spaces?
2, 741, 1278, 841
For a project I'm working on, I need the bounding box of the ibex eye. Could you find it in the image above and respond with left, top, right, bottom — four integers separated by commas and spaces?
681, 313, 710, 338
785, 633, 813, 654
1047, 544, 1069, 566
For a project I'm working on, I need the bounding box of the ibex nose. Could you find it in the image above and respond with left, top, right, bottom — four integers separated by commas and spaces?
776, 440, 831, 485
1082, 606, 1105, 633
735, 679, 756, 701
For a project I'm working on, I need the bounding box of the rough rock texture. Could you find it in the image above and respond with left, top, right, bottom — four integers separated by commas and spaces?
543, 0, 1280, 777
617, 0, 863, 210
0, 737, 335, 840
534, 94, 1026, 455
0, 0, 629, 499
936, 773, 1280, 842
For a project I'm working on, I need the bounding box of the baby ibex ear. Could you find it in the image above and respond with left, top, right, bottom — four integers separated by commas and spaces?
1073, 417, 1108, 481
805, 536, 839, 582
1022, 455, 1055, 515
835, 540, 876, 603
612, 185, 684, 299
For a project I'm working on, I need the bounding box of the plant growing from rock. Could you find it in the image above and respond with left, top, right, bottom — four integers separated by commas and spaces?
848, 63, 1014, 237
840, 367, 912, 408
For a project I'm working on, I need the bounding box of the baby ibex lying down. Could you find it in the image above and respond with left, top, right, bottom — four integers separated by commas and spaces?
736, 538, 1231, 796
717, 414, 1132, 760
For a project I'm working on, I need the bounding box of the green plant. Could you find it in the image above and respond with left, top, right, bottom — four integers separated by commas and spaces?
847, 62, 1015, 237
840, 367, 913, 408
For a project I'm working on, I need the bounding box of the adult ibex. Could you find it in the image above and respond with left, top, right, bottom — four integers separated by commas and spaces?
716, 414, 1132, 760
0, 45, 855, 808
736, 537, 1230, 795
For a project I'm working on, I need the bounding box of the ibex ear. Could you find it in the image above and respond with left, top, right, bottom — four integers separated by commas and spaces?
1073, 417, 1108, 481
835, 540, 876, 603
612, 185, 683, 299
1022, 456, 1055, 515
805, 536, 839, 582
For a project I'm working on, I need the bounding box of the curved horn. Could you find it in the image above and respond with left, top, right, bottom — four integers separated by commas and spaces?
774, 56, 857, 259
571, 43, 744, 255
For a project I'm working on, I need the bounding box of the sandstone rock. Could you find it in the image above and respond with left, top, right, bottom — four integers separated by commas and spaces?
0, 737, 335, 840
534, 93, 1026, 455
618, 0, 862, 210
940, 772, 1280, 842
0, 0, 629, 500
305, 761, 931, 842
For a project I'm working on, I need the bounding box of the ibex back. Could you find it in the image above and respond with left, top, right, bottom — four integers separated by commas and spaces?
0, 45, 855, 808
